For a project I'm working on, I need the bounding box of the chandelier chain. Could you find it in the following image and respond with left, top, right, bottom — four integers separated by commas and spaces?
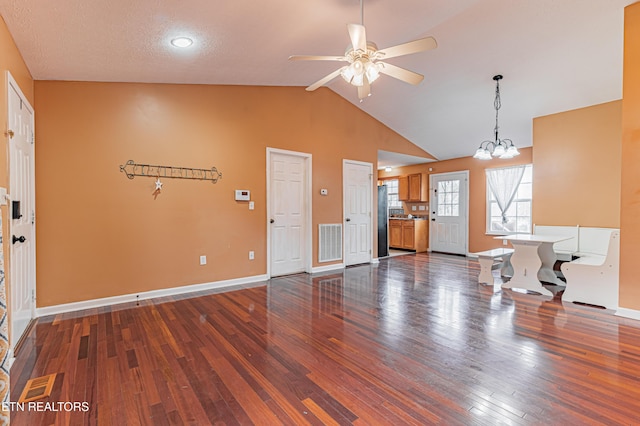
494, 79, 502, 141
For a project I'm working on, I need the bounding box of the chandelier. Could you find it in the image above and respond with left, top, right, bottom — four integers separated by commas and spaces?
473, 75, 520, 160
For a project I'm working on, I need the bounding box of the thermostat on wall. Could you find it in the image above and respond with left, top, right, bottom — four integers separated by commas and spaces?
235, 190, 250, 201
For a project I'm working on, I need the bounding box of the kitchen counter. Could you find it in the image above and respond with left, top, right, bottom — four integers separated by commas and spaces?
389, 218, 428, 251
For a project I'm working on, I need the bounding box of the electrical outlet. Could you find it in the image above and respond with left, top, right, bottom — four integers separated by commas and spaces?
249, 251, 255, 260
419, 205, 426, 211
200, 255, 207, 265
412, 206, 417, 211
249, 201, 255, 210
503, 239, 508, 246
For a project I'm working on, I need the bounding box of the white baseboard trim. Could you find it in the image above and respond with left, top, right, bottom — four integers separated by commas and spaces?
615, 307, 640, 321
35, 274, 269, 317
310, 263, 345, 274
371, 258, 380, 265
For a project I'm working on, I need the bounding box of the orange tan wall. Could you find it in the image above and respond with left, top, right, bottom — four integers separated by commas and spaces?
378, 147, 533, 253
532, 101, 622, 227
34, 81, 430, 307
620, 2, 640, 311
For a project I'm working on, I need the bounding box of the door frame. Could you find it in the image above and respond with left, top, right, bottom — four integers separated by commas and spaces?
266, 147, 312, 278
429, 170, 470, 255
6, 71, 36, 358
342, 159, 373, 265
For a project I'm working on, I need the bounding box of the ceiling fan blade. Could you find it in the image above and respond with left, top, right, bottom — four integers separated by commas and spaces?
289, 55, 346, 62
358, 78, 371, 100
378, 62, 424, 85
306, 67, 345, 91
377, 36, 437, 60
347, 23, 367, 52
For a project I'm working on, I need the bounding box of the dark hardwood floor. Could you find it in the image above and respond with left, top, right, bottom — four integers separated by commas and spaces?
10, 252, 640, 425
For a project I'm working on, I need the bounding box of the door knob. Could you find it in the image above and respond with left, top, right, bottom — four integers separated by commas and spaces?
345, 218, 351, 222
270, 219, 275, 224
431, 218, 436, 221
12, 235, 26, 244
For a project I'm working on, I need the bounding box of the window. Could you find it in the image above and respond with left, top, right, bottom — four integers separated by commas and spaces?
486, 164, 532, 234
437, 179, 460, 217
384, 179, 403, 209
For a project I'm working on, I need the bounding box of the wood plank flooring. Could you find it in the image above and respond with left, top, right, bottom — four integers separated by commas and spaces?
9, 252, 640, 425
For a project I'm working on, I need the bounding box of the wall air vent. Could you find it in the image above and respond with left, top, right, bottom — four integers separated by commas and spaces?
318, 224, 342, 263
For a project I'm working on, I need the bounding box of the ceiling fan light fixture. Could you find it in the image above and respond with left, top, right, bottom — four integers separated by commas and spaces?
365, 61, 380, 83
352, 73, 365, 87
341, 61, 366, 86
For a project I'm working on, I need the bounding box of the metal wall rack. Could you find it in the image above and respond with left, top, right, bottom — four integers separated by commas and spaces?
119, 160, 222, 183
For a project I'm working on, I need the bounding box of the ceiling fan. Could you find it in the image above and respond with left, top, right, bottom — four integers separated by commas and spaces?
289, 0, 437, 100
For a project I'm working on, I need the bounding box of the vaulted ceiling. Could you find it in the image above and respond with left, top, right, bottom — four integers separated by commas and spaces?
0, 0, 634, 162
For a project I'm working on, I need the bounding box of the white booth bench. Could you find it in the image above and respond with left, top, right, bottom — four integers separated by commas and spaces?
560, 228, 620, 310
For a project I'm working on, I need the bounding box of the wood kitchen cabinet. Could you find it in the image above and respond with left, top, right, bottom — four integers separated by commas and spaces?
398, 176, 409, 201
388, 219, 428, 252
398, 173, 429, 202
389, 219, 403, 248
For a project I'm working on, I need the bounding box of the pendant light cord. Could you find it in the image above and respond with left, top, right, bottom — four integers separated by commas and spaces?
360, 0, 364, 26
494, 78, 502, 142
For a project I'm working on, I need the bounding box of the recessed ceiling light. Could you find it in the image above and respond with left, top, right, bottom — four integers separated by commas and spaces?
171, 37, 193, 48
385, 167, 392, 172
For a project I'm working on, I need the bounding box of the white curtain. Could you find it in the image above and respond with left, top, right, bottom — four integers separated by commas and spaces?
486, 165, 526, 224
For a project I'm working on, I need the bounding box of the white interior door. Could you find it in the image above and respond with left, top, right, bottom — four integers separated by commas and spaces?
430, 171, 468, 255
268, 150, 310, 276
343, 160, 372, 266
8, 73, 36, 352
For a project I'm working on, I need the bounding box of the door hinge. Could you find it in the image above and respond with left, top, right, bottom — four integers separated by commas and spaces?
32, 289, 35, 302
31, 210, 35, 225
31, 132, 35, 144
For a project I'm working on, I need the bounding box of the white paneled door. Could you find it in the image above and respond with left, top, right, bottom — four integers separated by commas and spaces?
430, 171, 469, 255
343, 160, 372, 266
8, 73, 36, 353
268, 150, 310, 277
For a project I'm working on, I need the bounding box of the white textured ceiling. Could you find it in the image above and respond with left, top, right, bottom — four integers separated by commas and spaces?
0, 0, 634, 161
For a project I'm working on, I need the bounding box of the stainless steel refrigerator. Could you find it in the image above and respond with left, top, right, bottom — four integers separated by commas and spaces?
378, 185, 389, 258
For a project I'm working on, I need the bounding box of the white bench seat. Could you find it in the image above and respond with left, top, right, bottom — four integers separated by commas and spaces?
560, 229, 619, 310
473, 248, 514, 286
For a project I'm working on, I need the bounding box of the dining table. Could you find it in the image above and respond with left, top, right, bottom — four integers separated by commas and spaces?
495, 234, 573, 296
